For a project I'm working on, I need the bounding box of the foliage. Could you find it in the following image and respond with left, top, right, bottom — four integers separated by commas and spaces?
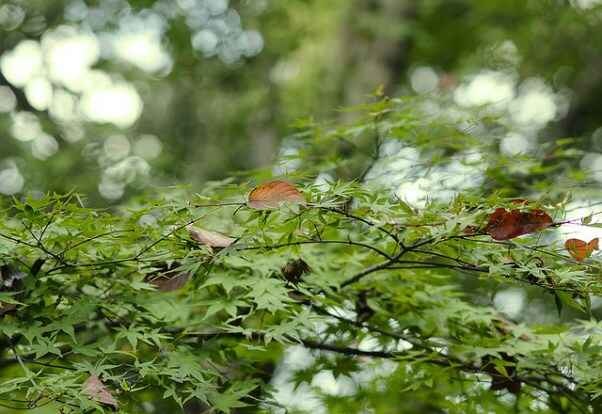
1, 97, 602, 413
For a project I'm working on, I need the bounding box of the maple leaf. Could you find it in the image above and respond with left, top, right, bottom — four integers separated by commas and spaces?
565, 238, 599, 261
145, 262, 191, 292
247, 180, 305, 210
281, 258, 311, 284
82, 375, 119, 409
485, 207, 552, 240
187, 225, 235, 248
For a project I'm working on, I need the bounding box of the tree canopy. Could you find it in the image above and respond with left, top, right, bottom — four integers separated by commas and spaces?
1, 95, 602, 413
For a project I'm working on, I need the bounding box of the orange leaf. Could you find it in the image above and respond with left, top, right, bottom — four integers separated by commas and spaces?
565, 238, 599, 261
247, 180, 305, 210
485, 207, 552, 240
187, 225, 235, 248
82, 375, 119, 409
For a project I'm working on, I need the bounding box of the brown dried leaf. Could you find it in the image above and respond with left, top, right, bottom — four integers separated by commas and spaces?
485, 207, 552, 240
248, 180, 305, 210
82, 375, 118, 409
565, 238, 599, 262
145, 262, 191, 292
149, 271, 190, 292
281, 258, 311, 284
187, 225, 235, 248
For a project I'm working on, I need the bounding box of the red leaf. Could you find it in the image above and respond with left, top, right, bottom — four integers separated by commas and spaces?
565, 238, 599, 261
82, 375, 118, 409
247, 180, 305, 210
187, 225, 235, 248
485, 207, 552, 240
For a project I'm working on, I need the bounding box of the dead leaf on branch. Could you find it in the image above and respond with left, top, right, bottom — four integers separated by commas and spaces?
281, 258, 311, 284
485, 207, 553, 240
247, 180, 305, 210
145, 262, 191, 292
565, 238, 599, 262
82, 374, 119, 409
187, 225, 235, 248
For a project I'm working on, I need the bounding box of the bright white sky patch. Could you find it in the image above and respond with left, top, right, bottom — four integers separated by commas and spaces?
372, 142, 484, 208
396, 178, 430, 208
43, 26, 100, 92
112, 30, 171, 73
509, 78, 556, 126
108, 12, 172, 73
0, 40, 44, 87
454, 70, 515, 108
25, 76, 53, 111
80, 81, 143, 128
49, 89, 77, 121
493, 288, 526, 319
311, 371, 355, 397
500, 132, 533, 156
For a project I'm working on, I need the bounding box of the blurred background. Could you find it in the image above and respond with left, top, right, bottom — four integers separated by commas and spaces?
1, 0, 601, 205
2, 1, 602, 413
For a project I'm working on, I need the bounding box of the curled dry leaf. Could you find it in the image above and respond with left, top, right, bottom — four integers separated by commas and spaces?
150, 272, 190, 292
247, 180, 305, 210
82, 375, 119, 409
565, 238, 599, 262
145, 262, 191, 292
485, 207, 553, 241
187, 225, 235, 248
281, 258, 312, 284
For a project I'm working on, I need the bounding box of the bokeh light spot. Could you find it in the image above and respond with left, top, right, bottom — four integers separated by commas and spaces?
0, 86, 16, 113
0, 161, 24, 195
32, 133, 59, 160
24, 76, 53, 111
134, 135, 162, 160
0, 40, 44, 87
410, 66, 439, 94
